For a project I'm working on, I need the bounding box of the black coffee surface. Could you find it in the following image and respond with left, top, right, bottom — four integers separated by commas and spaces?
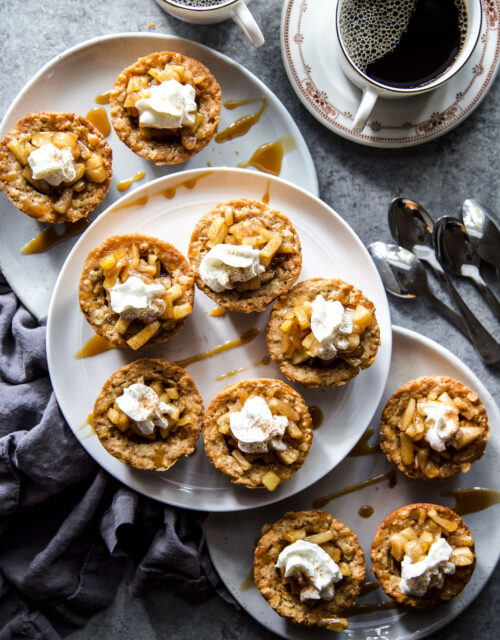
366, 0, 466, 88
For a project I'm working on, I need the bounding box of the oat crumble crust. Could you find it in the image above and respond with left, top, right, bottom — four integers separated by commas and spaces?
188, 199, 302, 312
93, 358, 203, 470
266, 278, 380, 388
380, 376, 489, 480
203, 378, 313, 488
0, 111, 112, 223
110, 51, 221, 165
254, 510, 365, 626
79, 234, 194, 348
371, 503, 476, 608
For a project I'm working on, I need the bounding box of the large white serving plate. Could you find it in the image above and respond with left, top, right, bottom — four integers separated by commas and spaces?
46, 167, 391, 511
0, 32, 318, 321
206, 326, 500, 637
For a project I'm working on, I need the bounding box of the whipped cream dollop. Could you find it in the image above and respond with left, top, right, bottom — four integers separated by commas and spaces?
28, 142, 76, 186
276, 539, 343, 603
135, 79, 197, 129
116, 383, 177, 436
199, 244, 265, 293
400, 537, 456, 597
110, 276, 166, 322
418, 401, 459, 452
229, 396, 288, 454
310, 295, 353, 360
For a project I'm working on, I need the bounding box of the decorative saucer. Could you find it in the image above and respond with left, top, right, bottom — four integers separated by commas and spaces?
280, 0, 500, 147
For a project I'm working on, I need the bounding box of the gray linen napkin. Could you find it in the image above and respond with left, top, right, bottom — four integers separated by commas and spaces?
0, 274, 231, 640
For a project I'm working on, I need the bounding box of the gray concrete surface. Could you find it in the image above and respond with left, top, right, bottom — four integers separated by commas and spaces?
1, 0, 499, 638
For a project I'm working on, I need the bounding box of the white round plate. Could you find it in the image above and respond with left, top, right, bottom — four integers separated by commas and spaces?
281, 0, 500, 147
0, 32, 318, 321
206, 325, 500, 637
46, 167, 391, 511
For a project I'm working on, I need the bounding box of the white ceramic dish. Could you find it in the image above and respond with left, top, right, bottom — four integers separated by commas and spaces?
0, 32, 318, 321
46, 167, 391, 512
206, 325, 500, 638
280, 0, 500, 147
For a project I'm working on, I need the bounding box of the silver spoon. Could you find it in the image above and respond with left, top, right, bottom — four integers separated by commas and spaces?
368, 241, 467, 337
434, 216, 500, 321
462, 199, 500, 277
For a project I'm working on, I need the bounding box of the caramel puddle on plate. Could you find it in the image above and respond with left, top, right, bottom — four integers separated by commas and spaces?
75, 334, 115, 359
215, 98, 268, 143
117, 170, 146, 192
159, 170, 213, 199
312, 470, 397, 509
79, 412, 95, 439
309, 406, 323, 429
176, 328, 261, 368
95, 90, 111, 105
209, 306, 227, 317
86, 107, 111, 137
347, 427, 381, 457
215, 355, 270, 381
358, 504, 374, 518
441, 487, 500, 515
360, 581, 379, 596
239, 567, 256, 592
237, 136, 296, 176
21, 219, 90, 255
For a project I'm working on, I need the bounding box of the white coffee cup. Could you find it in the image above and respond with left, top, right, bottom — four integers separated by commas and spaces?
155, 0, 265, 47
335, 0, 482, 133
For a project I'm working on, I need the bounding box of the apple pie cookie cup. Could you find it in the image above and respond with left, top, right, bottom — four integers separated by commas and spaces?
203, 378, 313, 491
93, 358, 203, 471
254, 510, 365, 631
371, 503, 476, 609
79, 234, 194, 350
267, 278, 380, 388
380, 376, 489, 480
110, 51, 221, 165
0, 111, 112, 223
188, 199, 302, 313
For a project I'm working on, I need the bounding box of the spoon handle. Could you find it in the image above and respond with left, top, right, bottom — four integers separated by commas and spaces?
434, 272, 500, 365
421, 289, 469, 338
465, 269, 500, 322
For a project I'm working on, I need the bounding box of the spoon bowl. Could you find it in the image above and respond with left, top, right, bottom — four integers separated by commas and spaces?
462, 199, 500, 274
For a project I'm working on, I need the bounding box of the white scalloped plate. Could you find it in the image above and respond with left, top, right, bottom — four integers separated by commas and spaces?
46, 167, 391, 511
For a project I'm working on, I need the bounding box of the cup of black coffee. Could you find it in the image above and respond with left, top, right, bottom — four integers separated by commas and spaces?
335, 0, 482, 132
155, 0, 264, 47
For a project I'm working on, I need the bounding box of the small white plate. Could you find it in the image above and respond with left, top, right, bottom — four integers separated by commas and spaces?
46, 167, 391, 512
0, 32, 318, 321
281, 0, 500, 147
206, 325, 500, 638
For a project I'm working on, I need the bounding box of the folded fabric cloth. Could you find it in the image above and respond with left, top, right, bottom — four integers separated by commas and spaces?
0, 274, 233, 640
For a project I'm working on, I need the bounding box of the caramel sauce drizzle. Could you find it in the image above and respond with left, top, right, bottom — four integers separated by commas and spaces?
309, 406, 323, 429
175, 328, 261, 368
312, 470, 397, 509
215, 355, 270, 382
441, 487, 500, 515
215, 98, 268, 143
344, 601, 397, 616
154, 445, 169, 468
209, 306, 227, 317
21, 219, 90, 255
262, 177, 271, 204
348, 427, 381, 457
74, 334, 115, 359
159, 170, 213, 199
95, 90, 111, 105
239, 567, 255, 592
237, 136, 296, 176
360, 581, 380, 596
85, 107, 111, 137
78, 412, 94, 430
358, 504, 374, 518
110, 195, 149, 212
117, 170, 146, 192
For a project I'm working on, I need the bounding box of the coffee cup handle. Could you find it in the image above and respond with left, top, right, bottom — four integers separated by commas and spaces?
232, 3, 265, 47
352, 88, 378, 133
